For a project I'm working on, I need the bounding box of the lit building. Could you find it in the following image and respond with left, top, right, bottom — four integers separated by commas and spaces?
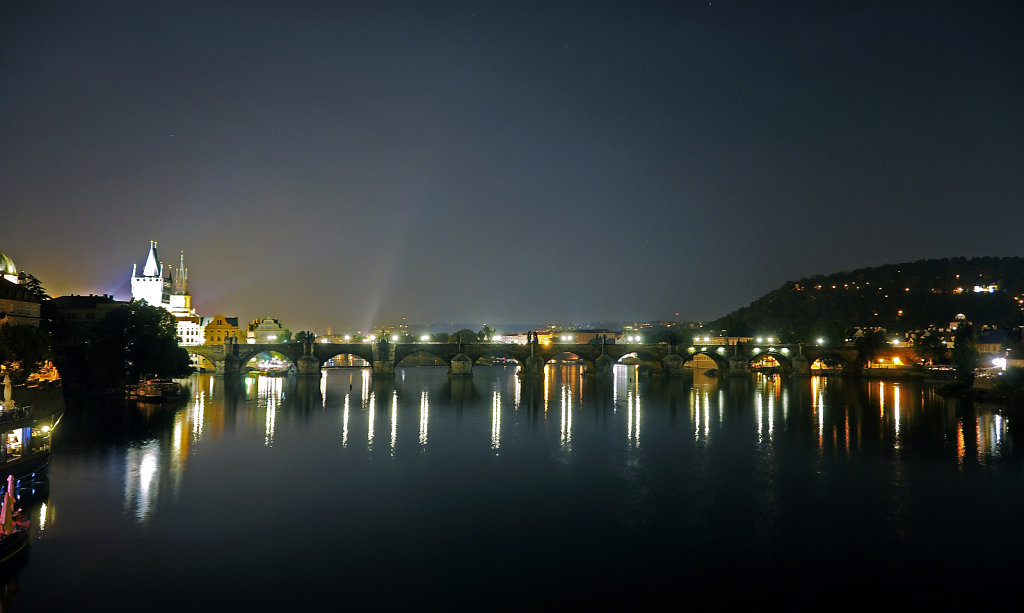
247, 317, 286, 343
203, 315, 244, 344
0, 250, 40, 327
0, 251, 18, 284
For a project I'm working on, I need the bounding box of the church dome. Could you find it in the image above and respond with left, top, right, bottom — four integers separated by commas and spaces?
0, 251, 17, 282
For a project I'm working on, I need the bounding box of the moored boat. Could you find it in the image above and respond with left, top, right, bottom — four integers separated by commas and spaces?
127, 377, 182, 402
1, 376, 59, 488
0, 475, 29, 566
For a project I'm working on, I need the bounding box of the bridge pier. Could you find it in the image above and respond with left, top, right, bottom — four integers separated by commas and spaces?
727, 354, 749, 376
519, 355, 545, 378
594, 354, 614, 375
661, 354, 685, 377
449, 353, 473, 376
214, 353, 241, 377
296, 355, 321, 376
372, 360, 395, 377
791, 353, 811, 376
371, 341, 396, 378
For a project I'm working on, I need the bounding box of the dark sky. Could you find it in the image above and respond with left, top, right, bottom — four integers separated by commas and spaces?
3, 1, 1022, 332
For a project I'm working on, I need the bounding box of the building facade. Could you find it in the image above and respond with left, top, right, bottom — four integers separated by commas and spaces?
0, 251, 40, 327
203, 315, 245, 344
0, 279, 40, 327
247, 317, 286, 343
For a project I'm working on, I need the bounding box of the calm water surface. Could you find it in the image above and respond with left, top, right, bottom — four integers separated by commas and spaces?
6, 366, 1024, 610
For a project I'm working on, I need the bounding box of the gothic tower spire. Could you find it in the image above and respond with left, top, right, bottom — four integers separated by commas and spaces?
173, 251, 188, 295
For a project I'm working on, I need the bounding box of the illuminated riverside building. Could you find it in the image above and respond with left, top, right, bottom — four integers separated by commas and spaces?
203, 315, 245, 344
0, 251, 20, 284
247, 317, 286, 343
0, 250, 40, 327
130, 241, 172, 308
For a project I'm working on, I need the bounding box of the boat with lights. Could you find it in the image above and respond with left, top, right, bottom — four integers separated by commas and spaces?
0, 475, 30, 566
0, 407, 58, 488
126, 376, 183, 402
0, 375, 61, 491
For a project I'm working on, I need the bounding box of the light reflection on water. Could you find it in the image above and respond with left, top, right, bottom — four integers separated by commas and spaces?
22, 366, 1024, 610
114, 369, 1019, 519
122, 440, 160, 524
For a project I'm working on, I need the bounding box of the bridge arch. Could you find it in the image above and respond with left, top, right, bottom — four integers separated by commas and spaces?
323, 352, 370, 368
746, 348, 793, 373
811, 356, 842, 372
394, 349, 446, 367
541, 351, 595, 374
243, 349, 295, 374
682, 347, 730, 371
188, 352, 215, 372
471, 347, 524, 367
629, 349, 666, 375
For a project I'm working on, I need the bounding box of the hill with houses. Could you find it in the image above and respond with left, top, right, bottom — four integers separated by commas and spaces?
711, 257, 1024, 341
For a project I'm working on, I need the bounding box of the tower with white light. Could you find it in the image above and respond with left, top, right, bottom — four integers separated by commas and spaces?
130, 241, 172, 307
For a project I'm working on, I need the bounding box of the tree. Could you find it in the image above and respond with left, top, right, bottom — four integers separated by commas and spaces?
88, 301, 191, 385
430, 332, 449, 343
915, 333, 947, 365
279, 329, 292, 343
853, 329, 889, 365
651, 329, 683, 345
478, 324, 495, 341
16, 271, 50, 301
448, 329, 477, 343
719, 315, 753, 337
0, 324, 50, 383
951, 323, 978, 383
812, 320, 848, 346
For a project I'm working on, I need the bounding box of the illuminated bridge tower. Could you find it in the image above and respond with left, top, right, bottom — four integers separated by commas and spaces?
130, 240, 171, 307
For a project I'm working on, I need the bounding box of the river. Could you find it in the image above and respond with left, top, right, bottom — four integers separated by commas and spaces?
4, 366, 1022, 610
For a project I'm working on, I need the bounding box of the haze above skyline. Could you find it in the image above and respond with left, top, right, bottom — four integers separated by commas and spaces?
3, 1, 1022, 331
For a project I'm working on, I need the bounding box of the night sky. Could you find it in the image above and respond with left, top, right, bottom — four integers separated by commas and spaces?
3, 1, 1022, 332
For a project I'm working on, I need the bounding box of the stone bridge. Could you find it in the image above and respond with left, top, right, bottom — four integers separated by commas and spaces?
186, 338, 863, 378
